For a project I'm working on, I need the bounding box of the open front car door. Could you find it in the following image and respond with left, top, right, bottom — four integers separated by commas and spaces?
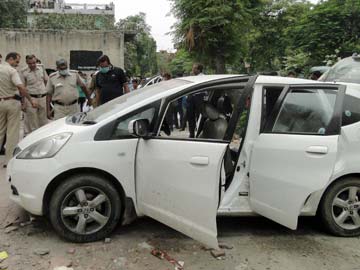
136, 139, 227, 249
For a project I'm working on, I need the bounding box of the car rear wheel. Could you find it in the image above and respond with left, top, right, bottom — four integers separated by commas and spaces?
319, 177, 360, 236
49, 174, 122, 242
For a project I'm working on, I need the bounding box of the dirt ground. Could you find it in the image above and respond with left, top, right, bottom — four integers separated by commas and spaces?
1, 161, 360, 270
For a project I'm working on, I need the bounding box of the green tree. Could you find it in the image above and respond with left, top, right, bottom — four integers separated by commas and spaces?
169, 49, 193, 76
246, 0, 311, 72
117, 13, 158, 77
291, 0, 360, 67
157, 50, 175, 75
0, 0, 28, 28
171, 0, 262, 73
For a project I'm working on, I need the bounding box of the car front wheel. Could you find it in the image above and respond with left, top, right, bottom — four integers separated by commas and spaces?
320, 177, 360, 237
49, 174, 122, 242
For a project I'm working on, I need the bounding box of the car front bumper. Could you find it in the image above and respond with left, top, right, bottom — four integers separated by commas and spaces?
7, 157, 63, 216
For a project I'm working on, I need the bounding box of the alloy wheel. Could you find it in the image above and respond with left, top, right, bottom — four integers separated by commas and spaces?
60, 186, 111, 235
332, 186, 360, 230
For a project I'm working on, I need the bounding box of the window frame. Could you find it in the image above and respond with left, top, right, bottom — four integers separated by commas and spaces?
260, 84, 287, 133
152, 78, 253, 144
261, 84, 345, 136
94, 100, 162, 141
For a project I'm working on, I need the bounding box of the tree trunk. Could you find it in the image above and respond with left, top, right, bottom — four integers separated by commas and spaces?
215, 53, 226, 74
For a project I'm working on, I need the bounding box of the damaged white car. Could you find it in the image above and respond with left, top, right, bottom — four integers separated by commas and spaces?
7, 74, 360, 248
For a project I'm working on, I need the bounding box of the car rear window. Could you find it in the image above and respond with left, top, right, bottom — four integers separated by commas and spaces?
342, 94, 360, 126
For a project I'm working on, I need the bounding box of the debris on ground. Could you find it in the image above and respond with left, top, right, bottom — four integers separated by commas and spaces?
66, 248, 76, 255
138, 241, 153, 250
20, 221, 32, 227
0, 262, 8, 270
0, 251, 8, 262
219, 242, 234, 250
2, 216, 20, 229
104, 238, 111, 244
4, 225, 18, 234
151, 249, 184, 270
113, 257, 127, 268
210, 249, 226, 259
34, 248, 50, 256
53, 267, 74, 270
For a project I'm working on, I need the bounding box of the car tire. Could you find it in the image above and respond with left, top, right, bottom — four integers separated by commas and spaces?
49, 174, 122, 242
319, 177, 360, 237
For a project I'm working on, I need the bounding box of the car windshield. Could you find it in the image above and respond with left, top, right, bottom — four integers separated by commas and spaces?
322, 57, 360, 84
82, 79, 190, 123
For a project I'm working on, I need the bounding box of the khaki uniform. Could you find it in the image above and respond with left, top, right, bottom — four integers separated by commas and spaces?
0, 63, 22, 163
89, 71, 99, 107
20, 65, 48, 133
46, 71, 80, 120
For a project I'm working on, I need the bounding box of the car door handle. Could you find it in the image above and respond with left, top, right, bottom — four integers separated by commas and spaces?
306, 146, 328, 155
190, 156, 209, 166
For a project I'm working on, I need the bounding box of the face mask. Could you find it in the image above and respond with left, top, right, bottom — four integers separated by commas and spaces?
59, 69, 69, 76
100, 67, 110, 73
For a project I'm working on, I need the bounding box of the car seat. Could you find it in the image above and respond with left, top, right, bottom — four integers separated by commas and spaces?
199, 103, 228, 140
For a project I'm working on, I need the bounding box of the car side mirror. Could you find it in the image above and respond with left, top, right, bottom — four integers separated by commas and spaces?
128, 119, 150, 138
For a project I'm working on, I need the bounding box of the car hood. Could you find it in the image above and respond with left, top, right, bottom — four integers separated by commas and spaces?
17, 117, 87, 150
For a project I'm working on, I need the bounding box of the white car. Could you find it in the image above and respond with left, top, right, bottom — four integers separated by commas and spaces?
7, 75, 360, 248
138, 75, 163, 89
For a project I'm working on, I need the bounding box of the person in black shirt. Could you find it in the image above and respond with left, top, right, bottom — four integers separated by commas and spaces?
95, 55, 129, 106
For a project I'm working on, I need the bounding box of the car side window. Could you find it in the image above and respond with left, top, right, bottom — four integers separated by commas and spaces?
261, 87, 284, 132
271, 89, 337, 135
342, 94, 360, 126
158, 89, 239, 141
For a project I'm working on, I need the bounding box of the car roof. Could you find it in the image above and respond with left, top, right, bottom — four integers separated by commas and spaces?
179, 74, 324, 85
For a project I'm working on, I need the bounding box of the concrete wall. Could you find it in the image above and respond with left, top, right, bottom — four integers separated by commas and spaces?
0, 29, 124, 70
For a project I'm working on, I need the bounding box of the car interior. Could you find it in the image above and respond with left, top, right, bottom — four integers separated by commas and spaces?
160, 88, 246, 189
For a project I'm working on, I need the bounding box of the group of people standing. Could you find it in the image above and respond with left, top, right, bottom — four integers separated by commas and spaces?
165, 63, 204, 138
0, 52, 129, 167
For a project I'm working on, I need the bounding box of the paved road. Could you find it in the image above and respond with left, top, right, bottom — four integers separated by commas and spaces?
1, 161, 360, 270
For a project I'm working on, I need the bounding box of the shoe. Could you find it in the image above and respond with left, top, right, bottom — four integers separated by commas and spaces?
3, 164, 7, 168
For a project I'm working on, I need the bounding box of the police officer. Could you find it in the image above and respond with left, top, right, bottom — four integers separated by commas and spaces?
0, 52, 36, 166
19, 54, 48, 133
46, 59, 91, 120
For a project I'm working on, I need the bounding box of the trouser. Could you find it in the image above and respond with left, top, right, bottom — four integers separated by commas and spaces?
165, 103, 175, 131
54, 103, 79, 120
78, 97, 86, 112
0, 99, 21, 164
187, 93, 205, 138
25, 96, 48, 134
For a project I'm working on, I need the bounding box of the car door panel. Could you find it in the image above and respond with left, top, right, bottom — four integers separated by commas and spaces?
136, 139, 227, 249
249, 134, 338, 229
249, 84, 345, 229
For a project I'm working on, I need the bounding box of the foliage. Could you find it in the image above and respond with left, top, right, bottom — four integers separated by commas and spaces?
169, 49, 193, 76
32, 13, 115, 30
246, 0, 312, 72
171, 0, 360, 75
291, 0, 360, 67
117, 13, 158, 77
170, 0, 263, 73
157, 51, 175, 75
0, 0, 28, 28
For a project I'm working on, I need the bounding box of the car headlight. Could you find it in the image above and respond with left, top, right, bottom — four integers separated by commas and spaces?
17, 132, 72, 159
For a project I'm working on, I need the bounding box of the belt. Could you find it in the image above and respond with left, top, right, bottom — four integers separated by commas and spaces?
0, 96, 15, 101
30, 93, 47, 98
54, 100, 78, 106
